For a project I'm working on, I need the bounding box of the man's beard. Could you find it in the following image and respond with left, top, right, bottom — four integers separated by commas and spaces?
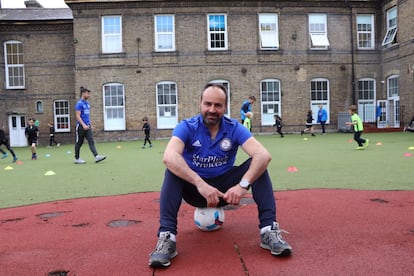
203, 112, 220, 126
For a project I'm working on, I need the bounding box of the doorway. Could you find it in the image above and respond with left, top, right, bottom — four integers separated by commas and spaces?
8, 115, 27, 147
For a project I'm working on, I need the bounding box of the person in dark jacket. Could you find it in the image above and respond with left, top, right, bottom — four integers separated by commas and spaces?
142, 116, 153, 148
0, 128, 18, 162
301, 110, 315, 136
48, 122, 60, 147
273, 115, 284, 138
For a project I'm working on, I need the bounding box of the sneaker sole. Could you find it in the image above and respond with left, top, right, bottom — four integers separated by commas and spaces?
148, 251, 178, 268
260, 243, 292, 256
95, 156, 106, 163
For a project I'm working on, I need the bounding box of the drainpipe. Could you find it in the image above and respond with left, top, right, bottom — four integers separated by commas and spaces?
345, 0, 356, 105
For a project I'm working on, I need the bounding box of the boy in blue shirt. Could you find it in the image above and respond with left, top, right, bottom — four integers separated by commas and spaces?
149, 83, 292, 268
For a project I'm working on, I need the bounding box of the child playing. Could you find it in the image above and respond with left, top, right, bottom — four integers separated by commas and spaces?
346, 105, 369, 150
25, 118, 39, 160
0, 128, 18, 162
301, 110, 315, 136
48, 122, 60, 148
142, 116, 152, 148
243, 112, 253, 132
273, 114, 284, 138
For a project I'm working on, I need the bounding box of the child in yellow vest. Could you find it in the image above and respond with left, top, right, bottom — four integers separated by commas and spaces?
243, 112, 253, 132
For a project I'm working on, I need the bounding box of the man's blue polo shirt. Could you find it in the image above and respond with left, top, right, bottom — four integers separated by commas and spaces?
75, 99, 91, 126
172, 114, 252, 178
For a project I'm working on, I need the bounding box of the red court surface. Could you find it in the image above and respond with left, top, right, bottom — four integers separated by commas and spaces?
1, 189, 414, 275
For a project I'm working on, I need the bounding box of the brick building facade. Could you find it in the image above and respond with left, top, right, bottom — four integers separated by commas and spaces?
1, 0, 413, 146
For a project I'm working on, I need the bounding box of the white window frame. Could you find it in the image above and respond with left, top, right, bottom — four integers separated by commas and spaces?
102, 15, 122, 53
259, 13, 279, 50
309, 14, 330, 50
357, 78, 376, 122
4, 40, 25, 89
357, 14, 375, 50
310, 78, 330, 124
208, 80, 231, 118
382, 7, 397, 46
54, 100, 70, 132
156, 81, 178, 129
155, 15, 175, 52
260, 79, 281, 126
103, 83, 126, 131
387, 75, 399, 99
207, 14, 228, 51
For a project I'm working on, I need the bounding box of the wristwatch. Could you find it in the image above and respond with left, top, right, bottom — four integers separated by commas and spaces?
239, 179, 251, 190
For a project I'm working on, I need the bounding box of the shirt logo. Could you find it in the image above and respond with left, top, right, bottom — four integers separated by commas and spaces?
220, 138, 232, 151
192, 140, 202, 147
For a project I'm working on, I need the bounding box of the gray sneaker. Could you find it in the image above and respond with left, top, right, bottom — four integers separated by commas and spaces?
74, 158, 86, 164
260, 222, 292, 256
95, 155, 106, 163
149, 232, 178, 267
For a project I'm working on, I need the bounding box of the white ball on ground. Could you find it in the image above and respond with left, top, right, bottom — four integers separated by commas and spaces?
194, 207, 225, 231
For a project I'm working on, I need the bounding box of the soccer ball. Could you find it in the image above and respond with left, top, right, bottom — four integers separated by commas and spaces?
194, 207, 225, 231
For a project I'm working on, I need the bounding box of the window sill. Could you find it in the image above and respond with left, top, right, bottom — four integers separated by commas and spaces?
382, 43, 400, 51
205, 50, 231, 55
99, 52, 127, 58
152, 51, 178, 57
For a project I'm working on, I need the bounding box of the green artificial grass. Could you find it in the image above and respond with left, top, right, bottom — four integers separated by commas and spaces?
1, 132, 413, 208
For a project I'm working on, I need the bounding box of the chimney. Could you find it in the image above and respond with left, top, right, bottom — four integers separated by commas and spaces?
24, 0, 43, 8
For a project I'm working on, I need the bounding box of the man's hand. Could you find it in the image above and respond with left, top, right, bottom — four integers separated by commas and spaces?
223, 185, 248, 205
197, 184, 224, 207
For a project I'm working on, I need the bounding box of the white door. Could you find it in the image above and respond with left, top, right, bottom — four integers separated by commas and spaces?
377, 100, 387, 128
8, 115, 27, 147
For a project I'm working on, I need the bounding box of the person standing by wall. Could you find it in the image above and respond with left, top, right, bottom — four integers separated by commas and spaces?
74, 86, 106, 164
317, 104, 328, 135
25, 118, 39, 160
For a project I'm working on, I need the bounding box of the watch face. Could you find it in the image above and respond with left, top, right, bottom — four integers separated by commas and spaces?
240, 179, 250, 188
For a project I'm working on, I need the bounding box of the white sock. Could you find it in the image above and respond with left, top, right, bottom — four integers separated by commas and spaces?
260, 225, 272, 235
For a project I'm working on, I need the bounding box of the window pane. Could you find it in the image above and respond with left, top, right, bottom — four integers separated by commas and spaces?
156, 15, 173, 32
208, 14, 226, 49
309, 14, 326, 33
209, 15, 225, 31
357, 14, 374, 49
310, 33, 330, 47
388, 7, 397, 28
157, 34, 173, 49
388, 76, 399, 97
5, 41, 25, 88
103, 16, 121, 34
311, 80, 328, 101
54, 100, 70, 131
358, 80, 375, 100
102, 16, 122, 53
155, 15, 174, 51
